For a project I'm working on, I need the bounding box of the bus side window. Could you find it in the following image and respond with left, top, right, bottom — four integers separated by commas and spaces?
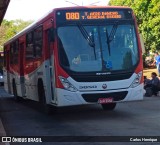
34, 26, 43, 58
9, 41, 19, 65
13, 40, 19, 64
3, 48, 6, 68
26, 31, 34, 60
10, 43, 14, 64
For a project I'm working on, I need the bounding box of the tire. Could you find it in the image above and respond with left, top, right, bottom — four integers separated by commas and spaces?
38, 80, 54, 114
101, 103, 116, 111
12, 81, 20, 101
0, 82, 4, 86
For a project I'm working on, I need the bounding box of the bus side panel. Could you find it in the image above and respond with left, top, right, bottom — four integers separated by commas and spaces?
23, 26, 44, 102
24, 60, 47, 102
22, 22, 56, 104
16, 39, 26, 97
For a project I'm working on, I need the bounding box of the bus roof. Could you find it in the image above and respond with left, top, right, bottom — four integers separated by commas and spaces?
4, 6, 132, 46
54, 6, 131, 11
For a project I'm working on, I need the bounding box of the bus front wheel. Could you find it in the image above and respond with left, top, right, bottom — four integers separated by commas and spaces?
38, 80, 53, 114
101, 103, 116, 111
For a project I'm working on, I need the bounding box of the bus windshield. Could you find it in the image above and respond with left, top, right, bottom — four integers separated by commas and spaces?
57, 24, 139, 73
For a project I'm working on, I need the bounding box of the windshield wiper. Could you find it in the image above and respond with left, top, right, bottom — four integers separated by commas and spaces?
106, 22, 118, 56
77, 23, 95, 48
77, 23, 96, 59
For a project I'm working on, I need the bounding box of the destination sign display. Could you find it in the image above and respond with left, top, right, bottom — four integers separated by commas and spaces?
56, 9, 133, 23
65, 11, 122, 20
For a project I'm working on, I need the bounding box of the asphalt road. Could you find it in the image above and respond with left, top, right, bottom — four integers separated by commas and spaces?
0, 86, 160, 145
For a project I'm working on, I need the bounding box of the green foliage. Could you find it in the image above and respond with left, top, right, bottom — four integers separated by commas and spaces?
0, 19, 33, 51
109, 0, 160, 53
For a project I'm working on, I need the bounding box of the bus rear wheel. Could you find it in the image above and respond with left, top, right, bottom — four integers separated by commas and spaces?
12, 81, 20, 101
38, 80, 53, 114
101, 103, 116, 111
0, 82, 4, 86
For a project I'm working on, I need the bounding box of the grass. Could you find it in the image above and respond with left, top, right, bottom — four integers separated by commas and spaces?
143, 68, 157, 78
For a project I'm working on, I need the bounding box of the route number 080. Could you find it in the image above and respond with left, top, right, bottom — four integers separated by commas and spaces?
66, 12, 80, 20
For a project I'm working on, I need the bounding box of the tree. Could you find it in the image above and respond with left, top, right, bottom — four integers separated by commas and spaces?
109, 0, 160, 53
0, 19, 33, 51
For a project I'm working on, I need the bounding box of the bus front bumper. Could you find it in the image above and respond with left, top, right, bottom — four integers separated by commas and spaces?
55, 84, 143, 107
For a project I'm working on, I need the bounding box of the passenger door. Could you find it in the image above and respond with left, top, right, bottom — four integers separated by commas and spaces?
44, 28, 56, 103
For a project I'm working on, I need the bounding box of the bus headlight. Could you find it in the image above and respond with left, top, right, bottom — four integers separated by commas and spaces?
59, 76, 78, 92
130, 72, 142, 88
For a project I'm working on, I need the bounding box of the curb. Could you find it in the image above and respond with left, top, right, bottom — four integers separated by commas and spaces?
0, 119, 10, 145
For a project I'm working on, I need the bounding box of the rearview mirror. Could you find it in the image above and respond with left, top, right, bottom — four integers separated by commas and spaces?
139, 33, 145, 54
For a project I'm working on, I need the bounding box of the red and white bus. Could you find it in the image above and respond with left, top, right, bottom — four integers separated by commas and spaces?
3, 6, 143, 111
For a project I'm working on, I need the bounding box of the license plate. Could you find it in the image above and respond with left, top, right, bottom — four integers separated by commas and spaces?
98, 98, 113, 104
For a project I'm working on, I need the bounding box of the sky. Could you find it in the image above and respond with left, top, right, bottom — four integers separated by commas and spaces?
4, 0, 110, 21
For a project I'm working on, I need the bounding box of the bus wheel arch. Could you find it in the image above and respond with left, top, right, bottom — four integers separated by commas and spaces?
12, 79, 19, 101
37, 79, 46, 104
37, 79, 52, 114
